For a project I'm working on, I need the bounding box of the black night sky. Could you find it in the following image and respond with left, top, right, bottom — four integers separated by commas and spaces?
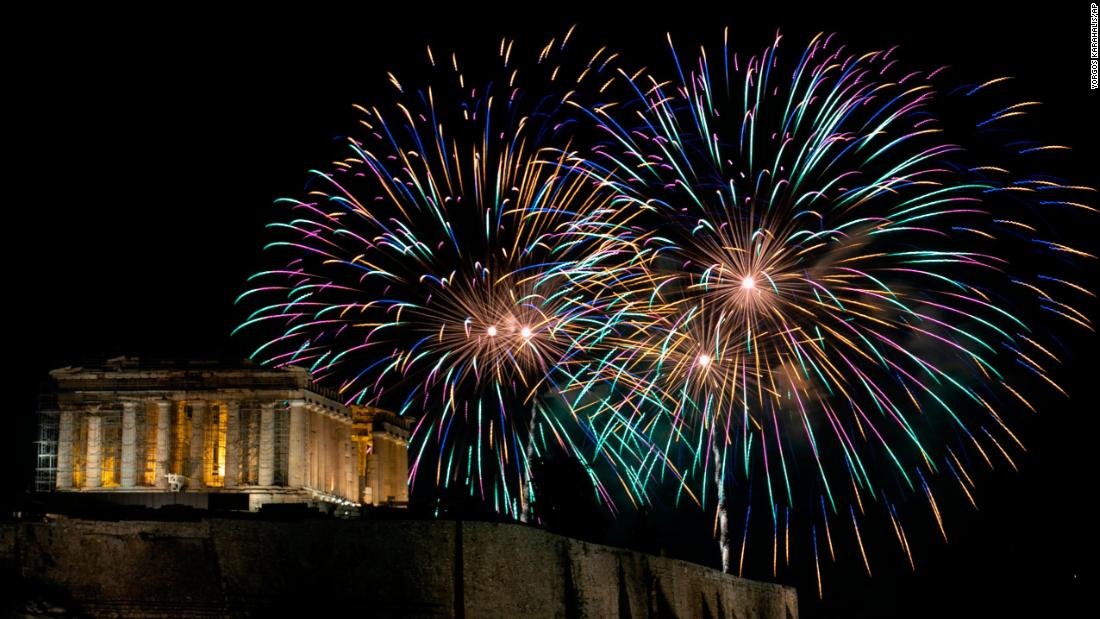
10, 4, 1098, 617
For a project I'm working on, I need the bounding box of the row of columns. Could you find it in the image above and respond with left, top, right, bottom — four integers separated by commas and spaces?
364, 427, 410, 505
55, 398, 356, 501
291, 402, 356, 498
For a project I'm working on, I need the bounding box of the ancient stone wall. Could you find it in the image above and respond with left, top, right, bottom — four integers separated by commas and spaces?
0, 518, 797, 618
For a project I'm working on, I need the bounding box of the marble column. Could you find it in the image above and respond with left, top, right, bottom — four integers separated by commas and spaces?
308, 409, 318, 488
365, 439, 378, 503
327, 426, 336, 499
85, 415, 102, 488
189, 401, 207, 488
320, 415, 330, 491
224, 401, 240, 488
367, 433, 380, 505
387, 432, 398, 502
322, 414, 330, 492
288, 399, 306, 488
343, 425, 354, 501
327, 422, 336, 494
258, 402, 275, 486
155, 401, 171, 489
57, 411, 74, 489
329, 420, 339, 494
397, 437, 409, 502
120, 402, 137, 488
326, 416, 335, 492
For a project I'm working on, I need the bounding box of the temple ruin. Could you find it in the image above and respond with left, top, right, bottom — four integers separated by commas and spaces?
34, 357, 411, 512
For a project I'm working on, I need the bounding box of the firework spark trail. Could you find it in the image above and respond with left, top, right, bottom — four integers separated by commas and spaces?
567, 30, 1094, 574
236, 33, 657, 518
235, 24, 1094, 580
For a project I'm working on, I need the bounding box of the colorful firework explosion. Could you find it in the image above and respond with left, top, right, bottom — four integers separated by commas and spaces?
235, 33, 649, 518
565, 30, 1094, 583
238, 25, 1094, 586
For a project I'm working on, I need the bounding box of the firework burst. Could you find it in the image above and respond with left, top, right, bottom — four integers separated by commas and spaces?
568, 30, 1095, 580
235, 23, 1093, 584
236, 32, 644, 518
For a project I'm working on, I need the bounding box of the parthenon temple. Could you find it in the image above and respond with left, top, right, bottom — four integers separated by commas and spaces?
35, 358, 411, 512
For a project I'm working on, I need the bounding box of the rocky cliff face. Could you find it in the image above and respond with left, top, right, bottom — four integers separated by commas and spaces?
1, 518, 797, 618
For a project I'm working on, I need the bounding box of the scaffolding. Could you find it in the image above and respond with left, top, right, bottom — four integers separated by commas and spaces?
34, 397, 59, 492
